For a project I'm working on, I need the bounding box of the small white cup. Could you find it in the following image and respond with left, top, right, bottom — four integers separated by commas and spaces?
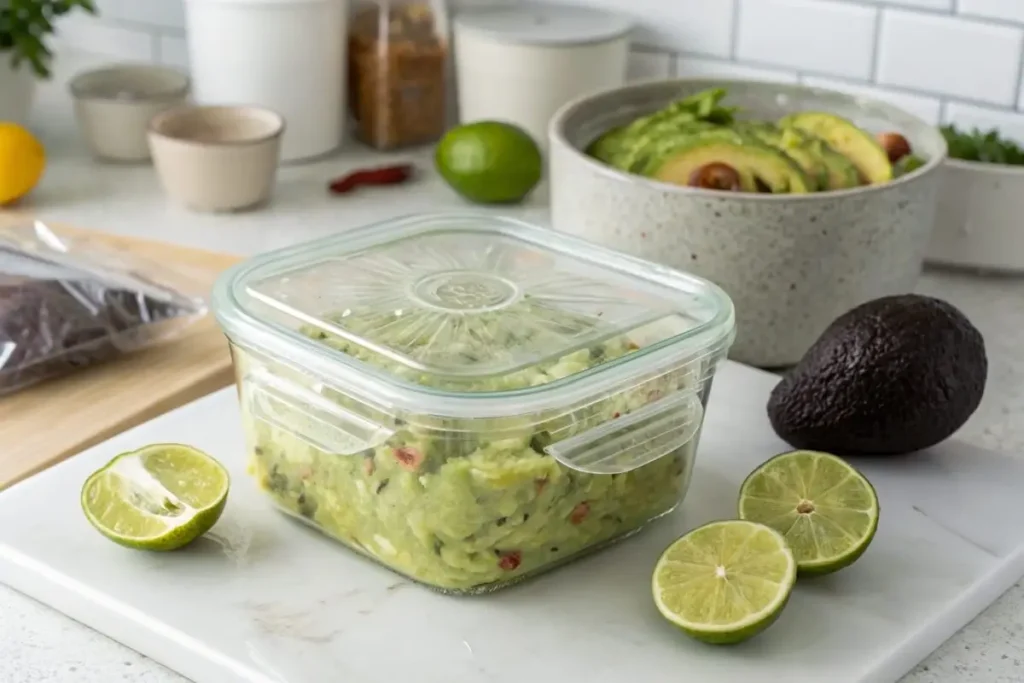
69, 64, 191, 163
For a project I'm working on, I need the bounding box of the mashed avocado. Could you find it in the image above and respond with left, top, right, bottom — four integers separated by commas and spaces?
239, 302, 703, 593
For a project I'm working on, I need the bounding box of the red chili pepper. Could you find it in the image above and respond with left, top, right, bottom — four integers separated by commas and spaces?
329, 164, 414, 195
498, 550, 522, 571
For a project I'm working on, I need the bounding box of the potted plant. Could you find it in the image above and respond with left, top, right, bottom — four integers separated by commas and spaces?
0, 0, 96, 125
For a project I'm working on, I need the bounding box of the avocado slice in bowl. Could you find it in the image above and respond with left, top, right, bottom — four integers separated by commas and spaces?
780, 111, 893, 185
647, 138, 812, 193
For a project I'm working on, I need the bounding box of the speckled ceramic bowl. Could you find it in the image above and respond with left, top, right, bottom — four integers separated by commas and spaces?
549, 79, 947, 368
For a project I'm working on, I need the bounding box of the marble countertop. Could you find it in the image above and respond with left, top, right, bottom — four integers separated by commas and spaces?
4, 50, 1024, 683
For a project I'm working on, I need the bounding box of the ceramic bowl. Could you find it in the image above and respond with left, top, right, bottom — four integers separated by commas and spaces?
148, 105, 284, 213
926, 159, 1024, 274
548, 78, 947, 368
69, 64, 190, 162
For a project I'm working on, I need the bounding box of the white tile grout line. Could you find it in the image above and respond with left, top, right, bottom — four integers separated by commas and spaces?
729, 0, 741, 61
1014, 44, 1024, 112
869, 6, 883, 83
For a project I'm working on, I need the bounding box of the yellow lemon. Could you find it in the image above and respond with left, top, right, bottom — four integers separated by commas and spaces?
0, 122, 46, 205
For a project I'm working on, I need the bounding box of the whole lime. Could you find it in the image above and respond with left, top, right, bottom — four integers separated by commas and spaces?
435, 121, 542, 204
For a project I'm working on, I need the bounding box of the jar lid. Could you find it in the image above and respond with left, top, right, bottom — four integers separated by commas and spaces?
454, 3, 633, 47
213, 213, 733, 418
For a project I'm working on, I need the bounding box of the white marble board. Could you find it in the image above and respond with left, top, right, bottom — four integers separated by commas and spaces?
1, 361, 1023, 683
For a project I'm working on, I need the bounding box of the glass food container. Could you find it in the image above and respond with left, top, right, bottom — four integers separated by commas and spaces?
213, 214, 735, 594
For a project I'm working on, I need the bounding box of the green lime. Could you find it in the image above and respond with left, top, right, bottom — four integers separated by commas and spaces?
81, 443, 229, 551
435, 121, 542, 204
738, 450, 879, 576
652, 519, 797, 645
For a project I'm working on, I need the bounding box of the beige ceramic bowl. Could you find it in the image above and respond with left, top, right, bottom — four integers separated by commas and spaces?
70, 64, 190, 162
148, 105, 284, 213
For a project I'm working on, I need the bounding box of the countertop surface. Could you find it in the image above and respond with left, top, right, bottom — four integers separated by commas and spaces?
4, 50, 1024, 683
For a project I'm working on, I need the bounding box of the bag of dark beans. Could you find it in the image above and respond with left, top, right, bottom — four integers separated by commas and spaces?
0, 221, 206, 395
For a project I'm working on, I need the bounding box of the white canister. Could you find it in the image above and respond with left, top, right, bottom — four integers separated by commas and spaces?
184, 0, 347, 163
453, 3, 632, 149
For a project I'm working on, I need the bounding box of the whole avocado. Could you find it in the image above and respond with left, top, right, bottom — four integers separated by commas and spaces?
767, 294, 987, 456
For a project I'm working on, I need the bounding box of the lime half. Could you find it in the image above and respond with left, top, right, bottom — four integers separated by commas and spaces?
738, 450, 879, 576
652, 520, 797, 645
81, 444, 229, 551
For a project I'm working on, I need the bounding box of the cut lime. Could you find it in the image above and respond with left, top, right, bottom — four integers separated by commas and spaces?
652, 520, 797, 645
81, 443, 229, 551
738, 450, 879, 576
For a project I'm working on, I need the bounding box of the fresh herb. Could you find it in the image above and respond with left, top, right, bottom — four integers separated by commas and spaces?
1, 0, 97, 78
941, 125, 1024, 165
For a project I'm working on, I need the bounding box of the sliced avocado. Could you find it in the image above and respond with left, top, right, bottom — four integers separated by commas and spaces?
587, 126, 629, 164
803, 137, 861, 190
647, 139, 812, 194
630, 126, 743, 175
780, 112, 893, 185
737, 123, 826, 191
613, 121, 722, 172
615, 88, 736, 144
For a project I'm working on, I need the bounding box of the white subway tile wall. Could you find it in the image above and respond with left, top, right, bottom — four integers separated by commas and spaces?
54, 0, 1024, 142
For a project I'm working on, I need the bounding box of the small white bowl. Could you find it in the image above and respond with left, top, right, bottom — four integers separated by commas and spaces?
926, 159, 1024, 274
69, 64, 190, 162
148, 105, 285, 213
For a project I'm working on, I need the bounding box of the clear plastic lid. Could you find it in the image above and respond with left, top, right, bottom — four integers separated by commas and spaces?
214, 214, 734, 417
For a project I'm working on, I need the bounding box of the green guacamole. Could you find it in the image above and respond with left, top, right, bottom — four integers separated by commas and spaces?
240, 305, 702, 593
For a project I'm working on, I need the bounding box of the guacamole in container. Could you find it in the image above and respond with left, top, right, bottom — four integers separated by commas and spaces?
213, 213, 735, 594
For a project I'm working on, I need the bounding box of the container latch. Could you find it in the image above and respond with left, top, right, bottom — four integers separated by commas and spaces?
243, 367, 394, 456
544, 390, 704, 475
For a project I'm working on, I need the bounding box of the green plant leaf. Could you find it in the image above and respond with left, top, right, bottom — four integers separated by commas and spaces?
0, 0, 97, 78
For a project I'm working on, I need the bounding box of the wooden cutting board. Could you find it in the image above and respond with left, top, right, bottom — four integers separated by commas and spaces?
0, 217, 242, 489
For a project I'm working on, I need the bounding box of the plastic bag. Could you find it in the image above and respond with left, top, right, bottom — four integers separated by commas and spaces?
0, 220, 208, 395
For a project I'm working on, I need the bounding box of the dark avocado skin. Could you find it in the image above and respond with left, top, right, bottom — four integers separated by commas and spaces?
767, 294, 988, 456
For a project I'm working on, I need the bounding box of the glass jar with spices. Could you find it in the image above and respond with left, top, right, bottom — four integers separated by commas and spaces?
348, 0, 450, 150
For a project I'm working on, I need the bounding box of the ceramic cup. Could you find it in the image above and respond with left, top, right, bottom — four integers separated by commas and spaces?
70, 64, 190, 162
148, 105, 285, 213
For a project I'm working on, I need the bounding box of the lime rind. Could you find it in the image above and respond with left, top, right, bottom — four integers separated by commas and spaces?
652, 520, 797, 645
80, 443, 229, 551
737, 450, 879, 575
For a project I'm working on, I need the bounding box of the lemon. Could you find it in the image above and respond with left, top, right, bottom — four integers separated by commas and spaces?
0, 122, 45, 205
738, 450, 880, 576
652, 520, 797, 645
81, 444, 230, 551
435, 121, 542, 204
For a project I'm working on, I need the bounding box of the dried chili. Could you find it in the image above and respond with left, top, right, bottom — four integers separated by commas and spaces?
328, 164, 414, 194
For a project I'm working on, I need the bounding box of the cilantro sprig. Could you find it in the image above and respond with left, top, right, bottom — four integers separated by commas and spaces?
941, 125, 1024, 166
